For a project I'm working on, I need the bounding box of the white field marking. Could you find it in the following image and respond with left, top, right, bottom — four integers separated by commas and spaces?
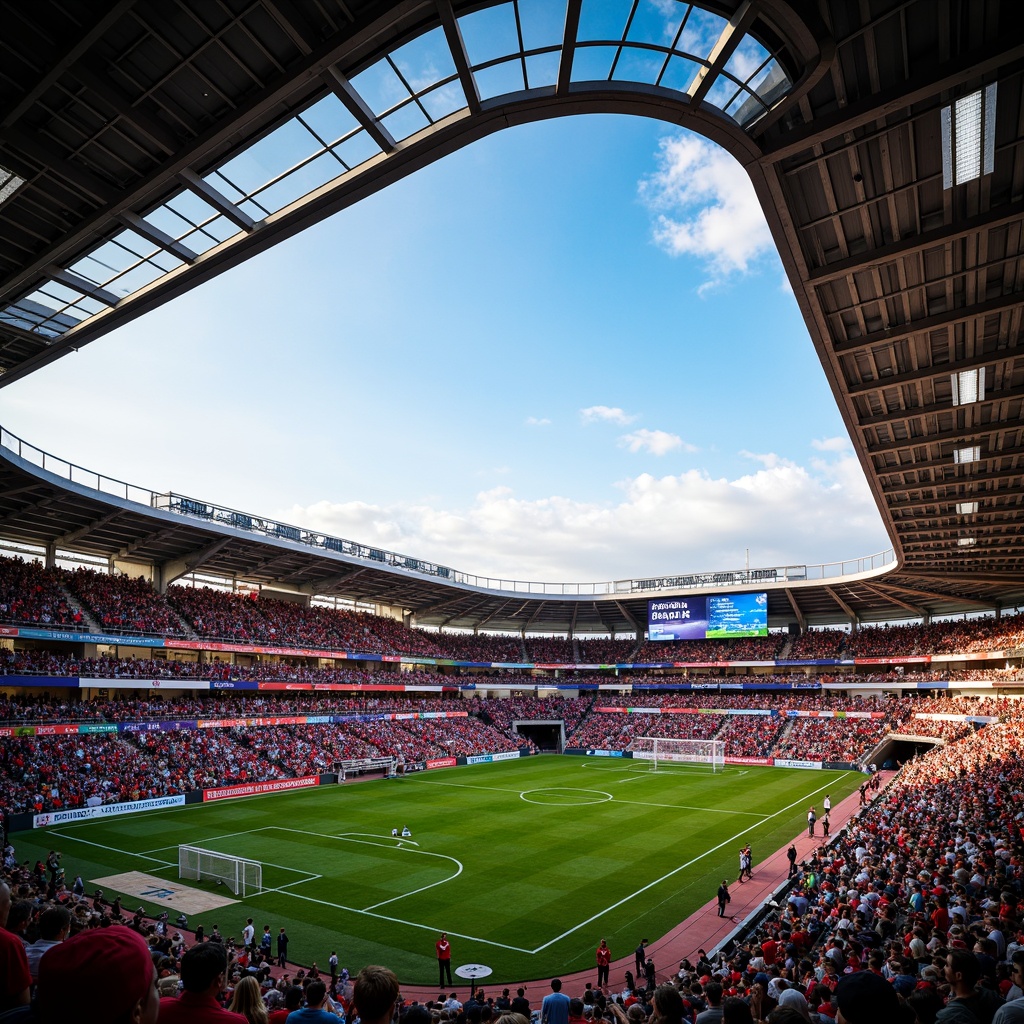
519, 788, 613, 806
610, 797, 769, 817
269, 888, 531, 954
257, 874, 323, 895
140, 827, 275, 857
408, 778, 531, 797
580, 760, 746, 779
615, 775, 651, 784
526, 771, 854, 954
333, 832, 420, 848
266, 827, 463, 912
47, 830, 177, 867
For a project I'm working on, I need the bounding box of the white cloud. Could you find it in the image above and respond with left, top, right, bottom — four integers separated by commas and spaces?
639, 133, 776, 288
619, 429, 695, 456
525, 416, 551, 427
279, 449, 888, 582
811, 436, 851, 452
580, 405, 638, 426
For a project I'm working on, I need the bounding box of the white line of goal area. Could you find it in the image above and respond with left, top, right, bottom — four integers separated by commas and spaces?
48, 772, 852, 958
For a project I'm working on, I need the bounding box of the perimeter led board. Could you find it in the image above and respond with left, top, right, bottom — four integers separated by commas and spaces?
647, 592, 768, 640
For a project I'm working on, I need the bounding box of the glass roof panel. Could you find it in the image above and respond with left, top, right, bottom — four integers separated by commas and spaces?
166, 189, 218, 226
659, 53, 702, 93
612, 46, 663, 84
202, 216, 239, 244
577, 0, 632, 41
525, 51, 560, 89
350, 59, 410, 117
749, 58, 790, 105
517, 0, 567, 50
299, 94, 360, 148
728, 90, 766, 125
381, 102, 431, 141
570, 45, 618, 82
71, 296, 106, 317
34, 281, 85, 305
254, 152, 344, 214
333, 132, 382, 170
144, 204, 194, 240
149, 249, 183, 273
419, 81, 467, 121
678, 7, 728, 61
724, 37, 770, 83
626, 0, 686, 47
459, 3, 521, 66
473, 59, 526, 100
390, 27, 457, 93
704, 73, 741, 110
108, 260, 175, 297
179, 227, 222, 255
216, 120, 322, 198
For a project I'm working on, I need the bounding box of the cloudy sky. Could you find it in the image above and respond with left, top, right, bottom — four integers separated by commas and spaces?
1, 113, 890, 583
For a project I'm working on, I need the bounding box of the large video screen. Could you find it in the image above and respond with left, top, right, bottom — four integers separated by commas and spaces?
647, 592, 768, 641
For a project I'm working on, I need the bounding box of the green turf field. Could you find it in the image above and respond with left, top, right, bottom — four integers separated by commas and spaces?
12, 756, 861, 984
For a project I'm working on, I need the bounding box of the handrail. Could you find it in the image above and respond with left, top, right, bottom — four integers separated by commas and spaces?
0, 422, 896, 597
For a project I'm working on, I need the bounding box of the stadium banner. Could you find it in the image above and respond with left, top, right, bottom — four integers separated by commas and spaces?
772, 758, 823, 769
932, 651, 1010, 662
854, 656, 932, 665
203, 776, 320, 801
426, 757, 458, 769
256, 681, 407, 692
584, 749, 625, 757
915, 713, 999, 724
465, 751, 521, 765
167, 639, 350, 659
32, 794, 185, 828
401, 761, 427, 774
725, 756, 773, 766
595, 706, 776, 716
784, 710, 884, 719
83, 677, 212, 690
0, 675, 79, 688
209, 680, 260, 690
16, 627, 162, 647
120, 720, 197, 732
823, 762, 858, 770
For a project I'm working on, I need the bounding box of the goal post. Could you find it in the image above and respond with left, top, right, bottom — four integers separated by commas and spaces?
630, 736, 725, 773
178, 845, 262, 896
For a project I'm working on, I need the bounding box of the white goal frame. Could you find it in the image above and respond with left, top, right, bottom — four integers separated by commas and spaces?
631, 736, 726, 773
178, 845, 262, 896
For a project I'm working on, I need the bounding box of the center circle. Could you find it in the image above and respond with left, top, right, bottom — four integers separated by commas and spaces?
520, 788, 613, 806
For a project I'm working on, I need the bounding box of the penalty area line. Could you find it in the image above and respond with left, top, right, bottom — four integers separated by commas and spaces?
47, 831, 174, 868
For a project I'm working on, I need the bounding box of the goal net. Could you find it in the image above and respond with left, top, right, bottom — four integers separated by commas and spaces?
630, 737, 725, 773
178, 845, 262, 896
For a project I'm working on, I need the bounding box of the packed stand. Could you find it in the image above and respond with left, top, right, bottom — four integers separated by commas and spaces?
576, 638, 640, 663
772, 714, 889, 762
632, 635, 785, 663
0, 555, 78, 627
785, 628, 848, 659
59, 567, 186, 636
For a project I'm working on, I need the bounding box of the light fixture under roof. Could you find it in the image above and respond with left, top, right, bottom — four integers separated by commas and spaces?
951, 367, 985, 405
956, 501, 979, 514
957, 536, 977, 547
954, 445, 981, 464
0, 165, 25, 207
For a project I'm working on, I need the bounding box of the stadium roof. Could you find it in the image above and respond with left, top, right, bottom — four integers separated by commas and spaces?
0, 0, 1022, 633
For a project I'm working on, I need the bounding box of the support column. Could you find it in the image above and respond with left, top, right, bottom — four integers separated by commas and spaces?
44, 540, 56, 569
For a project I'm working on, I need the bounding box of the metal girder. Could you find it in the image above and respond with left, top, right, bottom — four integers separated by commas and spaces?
0, 125, 118, 203
614, 600, 640, 633
72, 59, 182, 156
54, 509, 121, 547
873, 444, 1024, 474
119, 210, 198, 264
300, 572, 361, 595
879, 581, 990, 607
262, 0, 319, 55
436, 0, 480, 116
556, 0, 583, 96
856, 385, 1024, 427
159, 537, 231, 586
784, 588, 805, 631
688, 2, 756, 105
323, 66, 396, 153
847, 347, 1021, 396
0, 1, 136, 130
861, 583, 924, 617
117, 527, 180, 560
175, 169, 256, 231
45, 267, 119, 306
824, 586, 858, 624
808, 208, 1024, 285
760, 40, 1024, 163
523, 601, 547, 630
833, 293, 1024, 358
0, 495, 56, 527
886, 483, 1024, 510
865, 423, 1019, 457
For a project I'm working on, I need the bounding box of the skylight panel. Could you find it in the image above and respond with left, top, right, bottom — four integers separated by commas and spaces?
956, 502, 979, 515
951, 368, 985, 405
942, 84, 997, 188
953, 446, 981, 465
0, 166, 25, 207
957, 536, 977, 547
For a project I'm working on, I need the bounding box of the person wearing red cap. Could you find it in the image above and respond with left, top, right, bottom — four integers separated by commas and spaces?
159, 942, 248, 1024
36, 924, 159, 1024
0, 881, 30, 1013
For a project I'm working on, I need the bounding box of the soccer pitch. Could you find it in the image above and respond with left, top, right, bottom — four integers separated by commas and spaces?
14, 757, 861, 983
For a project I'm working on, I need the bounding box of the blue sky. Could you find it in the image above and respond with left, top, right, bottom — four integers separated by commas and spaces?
2, 113, 890, 582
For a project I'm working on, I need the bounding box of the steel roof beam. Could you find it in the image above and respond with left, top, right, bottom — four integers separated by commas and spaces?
847, 347, 1021, 396
759, 40, 1024, 163
556, 0, 583, 96
436, 0, 481, 116
175, 169, 256, 232
118, 210, 198, 265
856, 385, 1024, 427
323, 66, 396, 154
